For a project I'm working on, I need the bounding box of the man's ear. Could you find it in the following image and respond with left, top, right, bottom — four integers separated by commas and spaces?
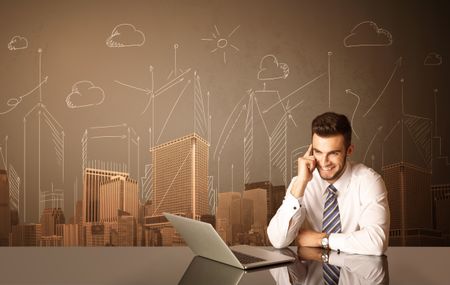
347, 144, 354, 156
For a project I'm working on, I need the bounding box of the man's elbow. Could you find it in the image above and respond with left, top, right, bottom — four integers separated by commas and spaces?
267, 227, 292, 249
269, 238, 291, 249
366, 230, 388, 255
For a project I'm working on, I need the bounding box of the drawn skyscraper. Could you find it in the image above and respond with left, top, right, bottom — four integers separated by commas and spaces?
23, 102, 65, 223
81, 124, 140, 197
8, 165, 20, 213
149, 133, 209, 219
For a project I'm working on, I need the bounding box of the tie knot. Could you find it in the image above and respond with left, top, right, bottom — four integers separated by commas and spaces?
327, 184, 338, 195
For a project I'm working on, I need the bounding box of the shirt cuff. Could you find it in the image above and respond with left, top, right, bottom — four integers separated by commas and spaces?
328, 250, 345, 267
328, 233, 345, 252
285, 190, 303, 211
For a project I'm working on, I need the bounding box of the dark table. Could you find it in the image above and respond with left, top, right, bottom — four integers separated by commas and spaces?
0, 246, 448, 284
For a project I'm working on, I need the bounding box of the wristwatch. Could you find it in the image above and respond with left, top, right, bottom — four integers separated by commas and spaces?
321, 250, 329, 263
321, 234, 329, 249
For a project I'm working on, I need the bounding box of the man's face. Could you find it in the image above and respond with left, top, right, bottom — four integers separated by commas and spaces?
311, 134, 353, 183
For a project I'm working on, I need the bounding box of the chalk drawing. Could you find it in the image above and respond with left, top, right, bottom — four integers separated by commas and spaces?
343, 21, 393, 47
263, 72, 326, 114
216, 104, 246, 159
255, 84, 297, 128
345, 89, 361, 139
328, 52, 332, 109
363, 57, 402, 117
8, 35, 28, 50
0, 76, 48, 115
8, 164, 20, 211
424, 52, 442, 66
167, 44, 185, 80
363, 126, 383, 164
400, 77, 433, 168
115, 65, 191, 116
23, 103, 65, 220
141, 164, 153, 203
24, 103, 65, 220
66, 80, 105, 109
208, 176, 216, 215
202, 25, 240, 64
382, 120, 401, 167
2, 49, 48, 116
244, 91, 254, 184
290, 145, 309, 180
156, 80, 191, 144
20, 49, 64, 222
0, 136, 7, 170
270, 113, 288, 185
82, 124, 140, 177
213, 94, 247, 160
433, 89, 438, 136
40, 183, 64, 214
193, 72, 209, 141
257, 54, 289, 81
253, 95, 270, 138
106, 23, 145, 48
404, 115, 432, 169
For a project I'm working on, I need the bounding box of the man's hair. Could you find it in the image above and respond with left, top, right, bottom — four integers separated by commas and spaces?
311, 112, 352, 148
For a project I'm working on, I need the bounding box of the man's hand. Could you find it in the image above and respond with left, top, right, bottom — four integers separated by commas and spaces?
297, 246, 323, 261
291, 144, 316, 198
296, 229, 327, 247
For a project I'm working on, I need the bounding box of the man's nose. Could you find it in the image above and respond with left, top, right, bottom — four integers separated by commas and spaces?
321, 155, 329, 165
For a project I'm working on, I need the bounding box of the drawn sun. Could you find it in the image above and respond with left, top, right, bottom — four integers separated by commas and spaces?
202, 25, 240, 64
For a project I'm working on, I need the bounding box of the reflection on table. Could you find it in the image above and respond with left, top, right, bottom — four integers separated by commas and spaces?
177, 246, 388, 285
269, 247, 388, 285
1, 247, 449, 284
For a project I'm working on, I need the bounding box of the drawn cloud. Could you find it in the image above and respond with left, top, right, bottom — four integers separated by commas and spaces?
8, 36, 28, 50
257, 55, 289, 81
424, 52, 442, 66
66, 81, 105, 109
106, 24, 145, 48
344, 21, 393, 47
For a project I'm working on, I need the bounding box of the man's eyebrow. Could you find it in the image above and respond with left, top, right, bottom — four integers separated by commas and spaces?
312, 148, 341, 154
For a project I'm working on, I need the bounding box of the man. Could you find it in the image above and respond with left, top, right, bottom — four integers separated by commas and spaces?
267, 112, 390, 255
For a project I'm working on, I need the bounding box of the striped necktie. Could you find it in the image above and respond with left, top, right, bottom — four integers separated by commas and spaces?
322, 184, 341, 285
322, 184, 341, 234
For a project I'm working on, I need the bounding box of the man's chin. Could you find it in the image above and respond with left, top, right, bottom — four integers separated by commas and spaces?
318, 172, 336, 181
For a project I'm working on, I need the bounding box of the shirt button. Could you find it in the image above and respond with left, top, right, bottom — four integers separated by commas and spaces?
293, 206, 297, 210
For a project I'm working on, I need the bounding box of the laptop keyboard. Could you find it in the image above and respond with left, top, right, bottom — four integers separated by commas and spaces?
231, 250, 266, 264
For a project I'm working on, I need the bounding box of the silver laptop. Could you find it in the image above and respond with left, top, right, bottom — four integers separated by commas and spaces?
164, 212, 295, 270
178, 256, 245, 285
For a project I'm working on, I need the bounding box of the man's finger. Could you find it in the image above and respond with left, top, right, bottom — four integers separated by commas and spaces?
305, 159, 316, 171
303, 144, 313, 157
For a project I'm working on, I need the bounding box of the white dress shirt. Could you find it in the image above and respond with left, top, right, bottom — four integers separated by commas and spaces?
267, 161, 390, 255
270, 250, 388, 285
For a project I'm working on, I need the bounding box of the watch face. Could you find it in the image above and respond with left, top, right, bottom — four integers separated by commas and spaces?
322, 237, 329, 247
